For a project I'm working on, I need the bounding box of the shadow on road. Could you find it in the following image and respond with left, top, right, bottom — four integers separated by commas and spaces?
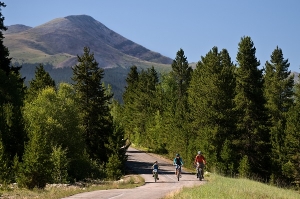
126, 160, 153, 174
127, 150, 146, 154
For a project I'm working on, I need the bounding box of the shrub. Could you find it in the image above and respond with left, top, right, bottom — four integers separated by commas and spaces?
238, 155, 250, 178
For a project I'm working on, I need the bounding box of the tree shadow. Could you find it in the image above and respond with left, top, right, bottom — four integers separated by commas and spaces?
125, 160, 153, 174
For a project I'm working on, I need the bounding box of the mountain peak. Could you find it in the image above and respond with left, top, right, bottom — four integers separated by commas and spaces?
4, 15, 173, 68
65, 14, 97, 22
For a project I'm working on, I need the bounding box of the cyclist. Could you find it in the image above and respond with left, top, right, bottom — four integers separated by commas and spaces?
173, 153, 183, 176
194, 151, 206, 179
152, 161, 159, 180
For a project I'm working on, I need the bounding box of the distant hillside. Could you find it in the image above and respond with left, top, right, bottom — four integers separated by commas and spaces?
6, 24, 32, 34
4, 15, 173, 69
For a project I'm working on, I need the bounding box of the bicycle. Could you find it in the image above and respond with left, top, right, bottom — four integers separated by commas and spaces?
175, 164, 182, 181
153, 168, 158, 182
196, 162, 203, 181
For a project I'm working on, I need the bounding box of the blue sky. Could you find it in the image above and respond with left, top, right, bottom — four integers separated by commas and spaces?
2, 0, 300, 72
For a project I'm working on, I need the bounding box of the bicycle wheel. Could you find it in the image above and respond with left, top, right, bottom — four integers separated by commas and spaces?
198, 168, 202, 181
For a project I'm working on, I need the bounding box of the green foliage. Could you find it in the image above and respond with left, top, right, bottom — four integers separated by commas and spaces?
281, 161, 295, 179
220, 139, 234, 175
238, 155, 250, 178
171, 48, 192, 99
26, 64, 56, 102
0, 138, 10, 184
164, 48, 192, 163
0, 2, 11, 74
22, 83, 91, 182
0, 4, 21, 182
188, 47, 236, 172
105, 154, 123, 180
234, 36, 270, 177
122, 66, 160, 148
105, 122, 129, 177
50, 146, 69, 184
23, 84, 84, 155
72, 46, 113, 163
11, 155, 19, 183
68, 150, 104, 181
0, 71, 26, 162
17, 132, 51, 189
122, 65, 139, 140
264, 46, 295, 182
0, 3, 26, 170
284, 80, 300, 183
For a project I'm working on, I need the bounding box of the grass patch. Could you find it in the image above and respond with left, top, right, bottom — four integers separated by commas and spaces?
163, 173, 300, 199
0, 175, 145, 199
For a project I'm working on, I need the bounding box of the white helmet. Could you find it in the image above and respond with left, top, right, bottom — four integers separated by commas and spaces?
198, 151, 201, 155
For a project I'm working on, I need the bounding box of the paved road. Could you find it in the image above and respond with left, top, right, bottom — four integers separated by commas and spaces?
62, 147, 206, 199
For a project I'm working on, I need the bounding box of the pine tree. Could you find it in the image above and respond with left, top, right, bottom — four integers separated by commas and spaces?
188, 47, 236, 173
0, 70, 26, 161
122, 65, 139, 140
166, 49, 192, 161
122, 66, 160, 147
263, 46, 294, 182
0, 2, 26, 166
0, 2, 10, 74
137, 67, 159, 147
234, 36, 270, 178
72, 46, 113, 163
283, 76, 300, 183
26, 64, 56, 102
171, 48, 192, 99
0, 2, 21, 74
105, 122, 128, 180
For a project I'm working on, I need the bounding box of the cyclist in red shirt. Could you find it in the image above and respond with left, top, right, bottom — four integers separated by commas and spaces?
194, 151, 206, 179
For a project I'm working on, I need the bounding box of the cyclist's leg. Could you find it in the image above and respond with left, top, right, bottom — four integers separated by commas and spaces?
200, 163, 204, 178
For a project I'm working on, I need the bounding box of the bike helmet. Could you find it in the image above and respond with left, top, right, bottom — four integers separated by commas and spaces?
176, 153, 180, 157
198, 151, 201, 155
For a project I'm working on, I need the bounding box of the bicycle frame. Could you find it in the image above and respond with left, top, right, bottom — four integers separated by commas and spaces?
176, 165, 181, 181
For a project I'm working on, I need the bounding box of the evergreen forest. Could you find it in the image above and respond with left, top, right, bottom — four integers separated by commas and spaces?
1, 1, 300, 190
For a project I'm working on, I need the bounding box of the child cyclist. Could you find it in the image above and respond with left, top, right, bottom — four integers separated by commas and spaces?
152, 161, 159, 180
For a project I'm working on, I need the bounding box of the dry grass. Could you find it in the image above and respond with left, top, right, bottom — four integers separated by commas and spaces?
0, 175, 145, 199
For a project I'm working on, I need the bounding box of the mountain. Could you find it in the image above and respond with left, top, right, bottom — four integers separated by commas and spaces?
5, 24, 32, 34
3, 15, 173, 69
3, 15, 174, 102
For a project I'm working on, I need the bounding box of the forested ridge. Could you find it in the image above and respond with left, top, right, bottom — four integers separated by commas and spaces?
1, 1, 300, 191
121, 42, 300, 187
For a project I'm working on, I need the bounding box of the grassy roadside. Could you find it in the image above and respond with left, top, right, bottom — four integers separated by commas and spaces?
163, 173, 300, 199
0, 175, 145, 199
